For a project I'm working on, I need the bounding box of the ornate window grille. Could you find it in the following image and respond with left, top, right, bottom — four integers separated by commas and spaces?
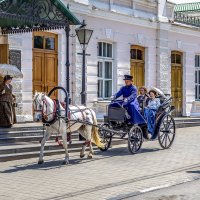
0, 0, 80, 34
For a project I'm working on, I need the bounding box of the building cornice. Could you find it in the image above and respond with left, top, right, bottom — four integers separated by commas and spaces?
170, 22, 200, 37
68, 1, 158, 29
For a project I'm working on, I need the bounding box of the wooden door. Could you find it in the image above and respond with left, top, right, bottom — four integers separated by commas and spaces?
33, 32, 58, 99
131, 62, 145, 89
171, 51, 182, 116
45, 53, 58, 99
33, 52, 45, 93
130, 45, 145, 89
0, 44, 9, 64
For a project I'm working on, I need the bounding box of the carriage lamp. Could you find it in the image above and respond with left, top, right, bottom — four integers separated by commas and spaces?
75, 20, 93, 105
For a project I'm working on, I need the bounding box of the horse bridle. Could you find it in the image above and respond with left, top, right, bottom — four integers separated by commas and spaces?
33, 94, 48, 116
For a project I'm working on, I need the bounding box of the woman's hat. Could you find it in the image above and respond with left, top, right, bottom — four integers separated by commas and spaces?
123, 74, 133, 81
139, 86, 148, 93
149, 89, 158, 96
4, 75, 13, 81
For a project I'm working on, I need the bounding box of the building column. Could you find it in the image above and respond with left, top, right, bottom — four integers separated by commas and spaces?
156, 23, 171, 95
183, 52, 195, 116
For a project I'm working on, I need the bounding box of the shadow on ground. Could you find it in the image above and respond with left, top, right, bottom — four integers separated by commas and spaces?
187, 170, 200, 174
0, 146, 161, 174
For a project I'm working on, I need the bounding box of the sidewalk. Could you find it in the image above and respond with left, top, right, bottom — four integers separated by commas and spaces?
0, 127, 199, 200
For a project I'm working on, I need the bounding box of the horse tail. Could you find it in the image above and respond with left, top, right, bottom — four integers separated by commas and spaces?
91, 111, 105, 149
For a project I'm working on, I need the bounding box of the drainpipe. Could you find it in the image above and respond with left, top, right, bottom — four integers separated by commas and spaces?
65, 25, 71, 104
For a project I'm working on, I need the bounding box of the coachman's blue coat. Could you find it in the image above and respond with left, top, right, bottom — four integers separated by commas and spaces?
110, 84, 146, 124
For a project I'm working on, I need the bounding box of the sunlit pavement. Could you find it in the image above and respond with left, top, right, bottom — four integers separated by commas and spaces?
0, 127, 199, 200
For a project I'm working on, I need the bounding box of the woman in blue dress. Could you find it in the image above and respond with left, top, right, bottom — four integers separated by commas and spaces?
144, 89, 160, 136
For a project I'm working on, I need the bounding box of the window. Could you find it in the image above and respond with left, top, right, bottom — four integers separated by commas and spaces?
33, 34, 56, 50
171, 52, 182, 64
195, 55, 200, 100
45, 37, 55, 50
34, 36, 43, 49
130, 48, 143, 60
97, 42, 113, 99
98, 42, 112, 58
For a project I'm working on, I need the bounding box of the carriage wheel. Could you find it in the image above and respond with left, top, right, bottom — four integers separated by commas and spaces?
98, 123, 112, 151
128, 125, 143, 154
158, 114, 176, 149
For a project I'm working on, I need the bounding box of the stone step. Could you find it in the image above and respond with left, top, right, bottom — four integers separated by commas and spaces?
0, 133, 80, 144
0, 139, 125, 155
175, 121, 200, 128
0, 123, 43, 133
0, 140, 83, 155
0, 129, 45, 138
0, 129, 79, 139
0, 140, 125, 162
0, 148, 82, 162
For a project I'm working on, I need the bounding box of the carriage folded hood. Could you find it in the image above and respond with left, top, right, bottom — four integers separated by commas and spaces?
150, 87, 166, 98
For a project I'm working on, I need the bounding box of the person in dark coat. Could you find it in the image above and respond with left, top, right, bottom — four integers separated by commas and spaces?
137, 86, 149, 113
0, 75, 16, 128
110, 75, 145, 124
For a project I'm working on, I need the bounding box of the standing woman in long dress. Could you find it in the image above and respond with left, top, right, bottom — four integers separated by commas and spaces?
0, 75, 16, 128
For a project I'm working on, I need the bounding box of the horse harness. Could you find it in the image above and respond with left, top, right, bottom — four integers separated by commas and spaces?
42, 99, 62, 126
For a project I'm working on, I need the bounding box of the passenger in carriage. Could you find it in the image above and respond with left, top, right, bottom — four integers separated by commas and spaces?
137, 86, 149, 113
110, 75, 145, 124
144, 89, 160, 135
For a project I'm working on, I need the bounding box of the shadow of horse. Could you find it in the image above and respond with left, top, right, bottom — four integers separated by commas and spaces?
0, 146, 162, 174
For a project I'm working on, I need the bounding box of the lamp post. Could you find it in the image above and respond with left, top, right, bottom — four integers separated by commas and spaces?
75, 20, 93, 105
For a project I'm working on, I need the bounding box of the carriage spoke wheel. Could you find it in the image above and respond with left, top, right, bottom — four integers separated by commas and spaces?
158, 114, 176, 149
98, 123, 112, 151
128, 125, 143, 154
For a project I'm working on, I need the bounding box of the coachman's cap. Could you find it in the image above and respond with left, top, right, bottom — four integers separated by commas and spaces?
4, 75, 13, 81
123, 74, 133, 81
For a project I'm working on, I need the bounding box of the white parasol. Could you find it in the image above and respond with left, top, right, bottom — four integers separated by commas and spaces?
150, 87, 166, 98
0, 64, 23, 78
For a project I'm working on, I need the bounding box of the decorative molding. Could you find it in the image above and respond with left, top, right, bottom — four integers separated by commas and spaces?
177, 40, 182, 49
9, 50, 21, 71
105, 28, 112, 39
137, 33, 145, 45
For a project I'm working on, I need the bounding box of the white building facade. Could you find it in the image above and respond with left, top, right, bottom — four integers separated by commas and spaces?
68, 0, 200, 117
1, 0, 200, 121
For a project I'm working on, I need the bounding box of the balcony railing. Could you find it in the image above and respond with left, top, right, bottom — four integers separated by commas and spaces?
174, 12, 200, 27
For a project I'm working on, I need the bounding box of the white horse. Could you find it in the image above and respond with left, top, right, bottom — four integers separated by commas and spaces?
33, 92, 105, 165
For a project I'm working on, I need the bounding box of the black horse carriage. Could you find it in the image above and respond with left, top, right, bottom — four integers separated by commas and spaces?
98, 88, 176, 154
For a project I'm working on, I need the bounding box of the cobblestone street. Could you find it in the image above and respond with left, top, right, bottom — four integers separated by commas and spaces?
0, 126, 200, 200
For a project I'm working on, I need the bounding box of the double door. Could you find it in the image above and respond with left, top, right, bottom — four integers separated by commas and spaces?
130, 61, 145, 89
171, 65, 182, 116
33, 32, 58, 99
33, 52, 58, 99
130, 45, 145, 89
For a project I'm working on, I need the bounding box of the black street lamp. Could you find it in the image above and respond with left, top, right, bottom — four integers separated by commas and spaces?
75, 20, 93, 105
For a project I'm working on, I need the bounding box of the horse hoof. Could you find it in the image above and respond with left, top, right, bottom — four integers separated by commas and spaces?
38, 160, 44, 165
80, 154, 85, 158
87, 155, 93, 159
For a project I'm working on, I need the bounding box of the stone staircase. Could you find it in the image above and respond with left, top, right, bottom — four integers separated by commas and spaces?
175, 117, 200, 128
0, 117, 200, 162
0, 123, 124, 162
